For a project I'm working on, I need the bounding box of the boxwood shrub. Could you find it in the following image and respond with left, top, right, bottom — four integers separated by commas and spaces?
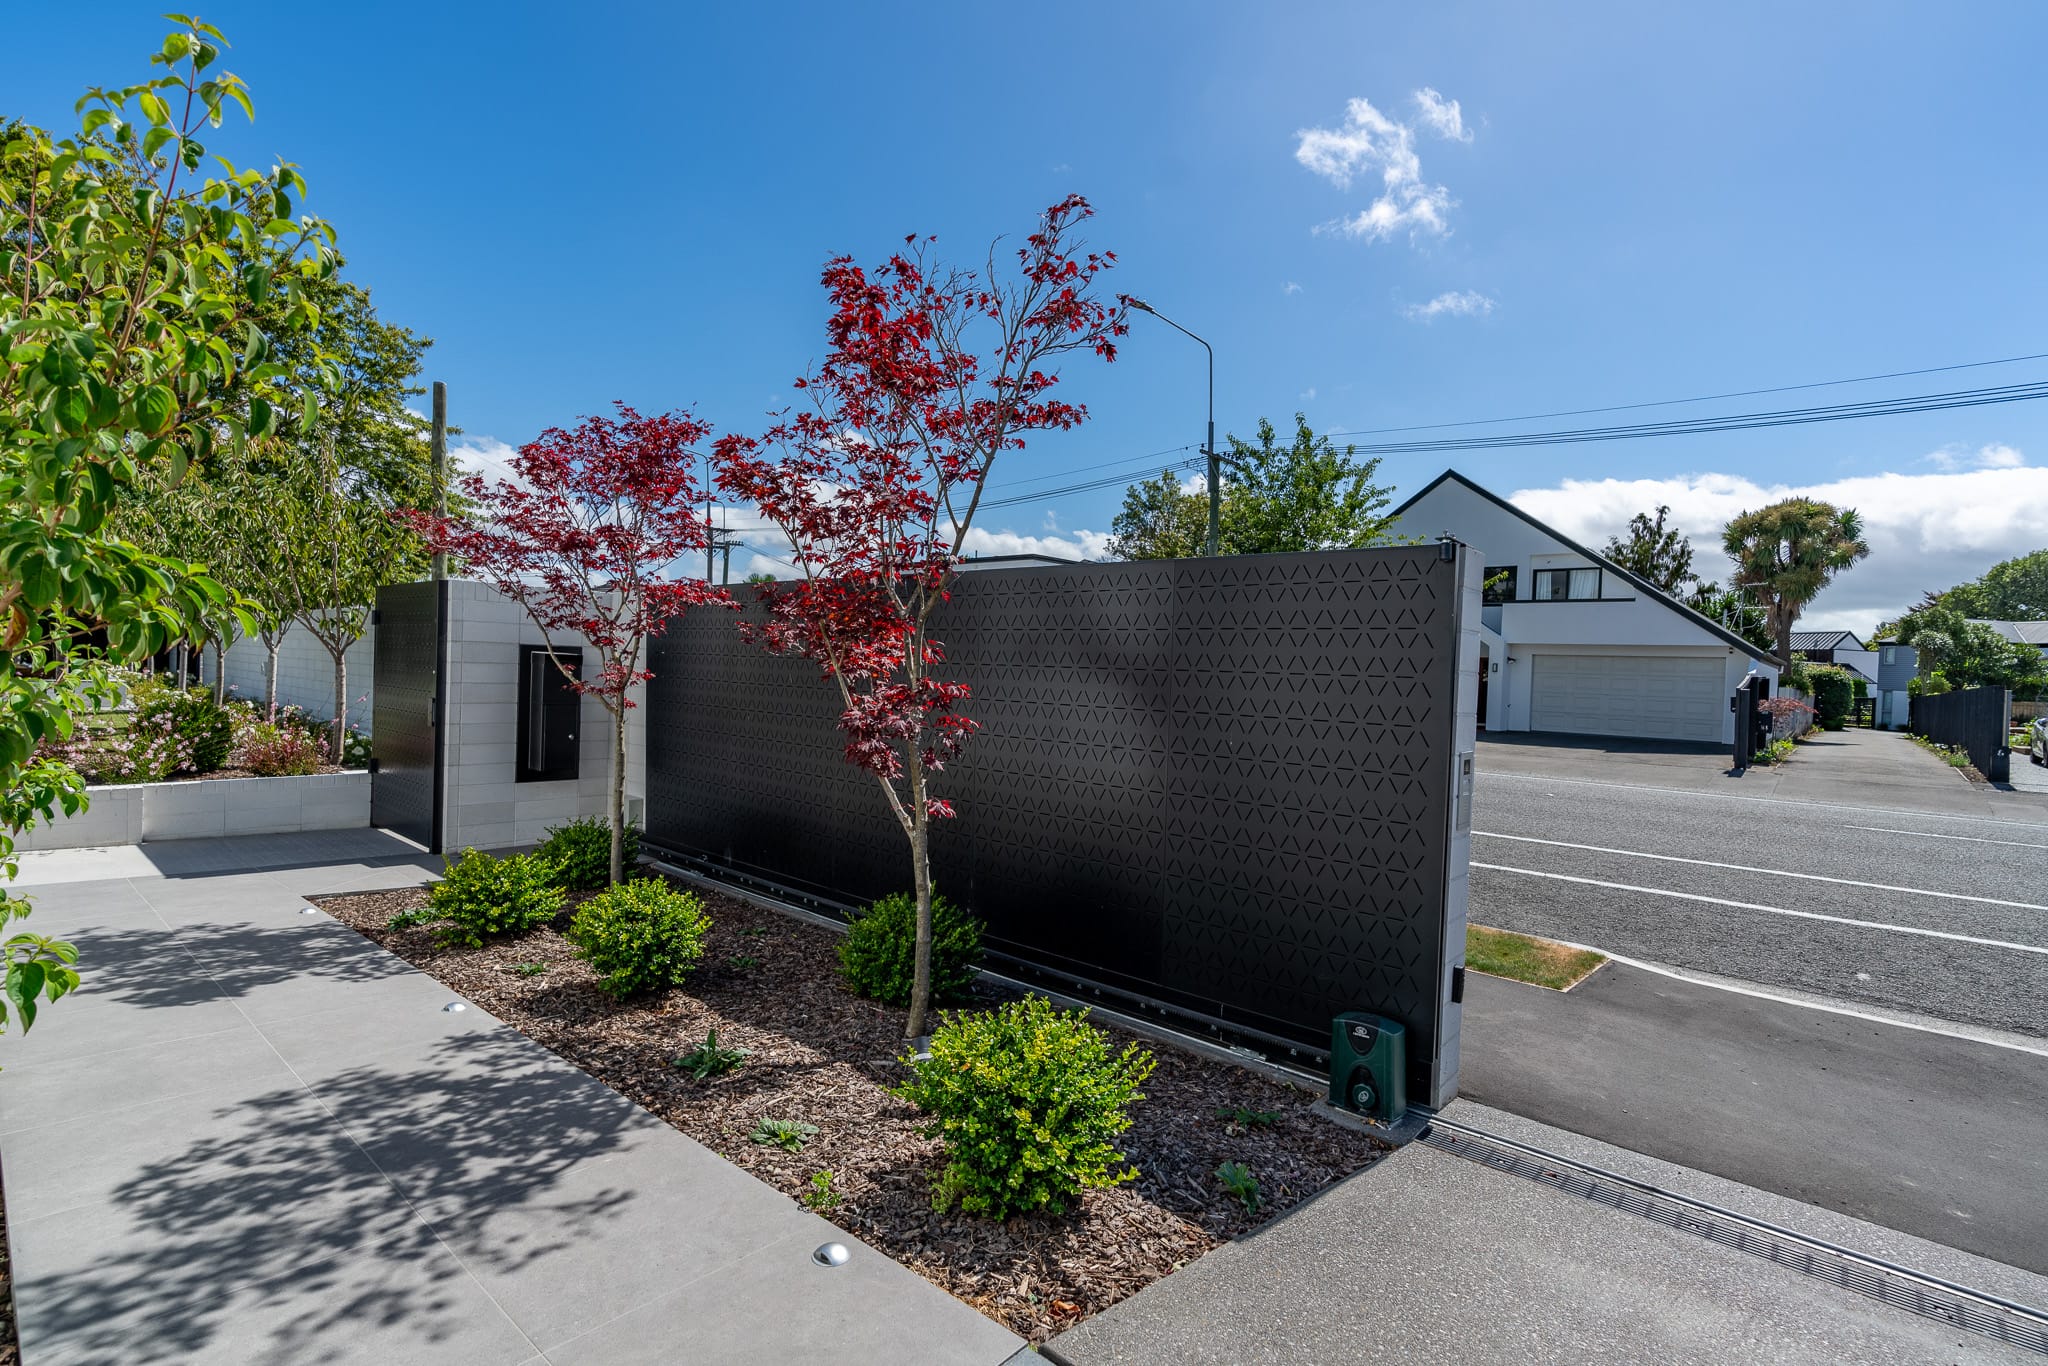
838, 891, 983, 1006
1807, 664, 1854, 731
538, 815, 640, 891
567, 877, 710, 998
413, 848, 566, 947
894, 996, 1155, 1218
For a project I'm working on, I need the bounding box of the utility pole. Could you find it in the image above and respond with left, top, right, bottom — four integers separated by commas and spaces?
429, 381, 448, 581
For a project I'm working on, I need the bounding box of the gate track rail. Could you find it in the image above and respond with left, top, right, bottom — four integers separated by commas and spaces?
1422, 1116, 2048, 1356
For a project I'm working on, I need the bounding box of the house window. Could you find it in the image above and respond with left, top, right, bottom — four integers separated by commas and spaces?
1532, 567, 1602, 601
1482, 566, 1518, 604
1882, 646, 1895, 664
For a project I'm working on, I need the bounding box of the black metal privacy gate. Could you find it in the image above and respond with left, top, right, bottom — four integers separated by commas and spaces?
643, 545, 1477, 1107
369, 580, 446, 852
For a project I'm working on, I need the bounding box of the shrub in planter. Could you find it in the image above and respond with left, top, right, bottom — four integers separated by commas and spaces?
838, 891, 983, 1007
538, 815, 640, 891
895, 996, 1156, 1219
566, 877, 710, 997
1780, 659, 1813, 694
136, 690, 234, 773
412, 848, 566, 947
1806, 665, 1853, 730
242, 722, 325, 777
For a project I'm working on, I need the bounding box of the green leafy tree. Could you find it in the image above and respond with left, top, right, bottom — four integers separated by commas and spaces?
257, 441, 420, 755
1720, 499, 1871, 661
1603, 504, 1696, 594
1890, 604, 2047, 695
1903, 549, 2048, 623
1, 19, 337, 1039
1687, 580, 1776, 655
1109, 415, 1397, 559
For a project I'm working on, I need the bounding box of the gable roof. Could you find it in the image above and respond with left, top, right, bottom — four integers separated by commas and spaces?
1390, 469, 1777, 664
1972, 619, 2048, 647
1789, 629, 1864, 653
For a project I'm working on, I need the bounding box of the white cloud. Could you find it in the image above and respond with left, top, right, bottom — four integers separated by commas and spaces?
1295, 92, 1467, 243
1403, 289, 1495, 321
1300, 386, 1318, 401
960, 526, 1113, 562
1505, 455, 2048, 634
1283, 281, 1303, 295
1924, 442, 2024, 472
1413, 87, 1472, 142
448, 436, 524, 488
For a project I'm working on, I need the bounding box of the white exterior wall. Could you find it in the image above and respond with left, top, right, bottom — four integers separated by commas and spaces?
200, 623, 374, 729
1394, 476, 1777, 746
13, 772, 369, 850
438, 580, 638, 854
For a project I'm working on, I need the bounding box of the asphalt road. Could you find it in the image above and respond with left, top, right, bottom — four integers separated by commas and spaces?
1459, 963, 2048, 1275
1470, 737, 2048, 1037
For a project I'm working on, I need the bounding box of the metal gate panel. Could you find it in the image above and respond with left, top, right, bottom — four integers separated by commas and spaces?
646, 547, 1474, 1103
370, 580, 445, 850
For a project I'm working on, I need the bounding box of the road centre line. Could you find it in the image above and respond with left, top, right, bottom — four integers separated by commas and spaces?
1481, 769, 2048, 831
1470, 863, 2048, 956
1844, 825, 2048, 851
1472, 831, 2048, 913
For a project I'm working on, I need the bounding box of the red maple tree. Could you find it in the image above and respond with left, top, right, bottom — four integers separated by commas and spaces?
715, 196, 1126, 1038
402, 403, 728, 883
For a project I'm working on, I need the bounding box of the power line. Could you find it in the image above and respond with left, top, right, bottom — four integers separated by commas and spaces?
1319, 350, 2048, 438
981, 441, 1197, 494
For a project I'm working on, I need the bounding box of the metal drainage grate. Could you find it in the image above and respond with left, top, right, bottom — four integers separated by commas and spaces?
1421, 1117, 2048, 1357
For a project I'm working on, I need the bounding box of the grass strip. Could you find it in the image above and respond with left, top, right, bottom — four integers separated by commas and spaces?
1466, 924, 1607, 991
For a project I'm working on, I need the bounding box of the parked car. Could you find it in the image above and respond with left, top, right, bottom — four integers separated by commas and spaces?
2030, 717, 2048, 765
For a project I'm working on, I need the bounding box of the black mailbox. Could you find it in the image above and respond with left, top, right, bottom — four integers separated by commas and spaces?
517, 645, 581, 782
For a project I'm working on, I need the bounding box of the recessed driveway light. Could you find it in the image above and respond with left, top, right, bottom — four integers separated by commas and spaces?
811, 1242, 849, 1267
442, 1002, 468, 1013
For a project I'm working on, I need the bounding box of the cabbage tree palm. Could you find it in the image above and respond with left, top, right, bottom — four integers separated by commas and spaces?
1720, 499, 1870, 662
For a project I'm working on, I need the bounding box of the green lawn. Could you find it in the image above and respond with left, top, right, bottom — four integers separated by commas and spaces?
1466, 924, 1607, 991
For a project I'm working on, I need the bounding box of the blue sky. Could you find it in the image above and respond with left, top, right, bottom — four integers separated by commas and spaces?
14, 2, 2048, 630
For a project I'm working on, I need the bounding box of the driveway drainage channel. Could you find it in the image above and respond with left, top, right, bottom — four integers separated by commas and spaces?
1420, 1115, 2048, 1357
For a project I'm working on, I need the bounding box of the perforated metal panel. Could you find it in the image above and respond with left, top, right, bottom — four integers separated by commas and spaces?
370, 580, 445, 850
646, 547, 1472, 1101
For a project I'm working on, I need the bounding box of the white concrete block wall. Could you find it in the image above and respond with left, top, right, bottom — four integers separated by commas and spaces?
437, 580, 637, 855
12, 773, 368, 850
199, 623, 374, 729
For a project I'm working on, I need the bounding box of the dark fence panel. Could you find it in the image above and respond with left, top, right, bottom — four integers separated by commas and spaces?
645, 548, 1475, 1106
1912, 685, 2011, 782
371, 580, 446, 850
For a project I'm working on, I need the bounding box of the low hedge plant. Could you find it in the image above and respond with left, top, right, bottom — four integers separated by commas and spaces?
538, 815, 640, 891
395, 848, 565, 947
566, 877, 710, 997
838, 891, 983, 1006
895, 996, 1155, 1219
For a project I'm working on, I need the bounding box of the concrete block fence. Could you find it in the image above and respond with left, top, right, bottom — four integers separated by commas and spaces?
12, 772, 370, 851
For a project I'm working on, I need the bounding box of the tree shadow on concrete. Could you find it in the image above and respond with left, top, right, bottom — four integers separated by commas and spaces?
71, 917, 415, 1012
17, 1032, 646, 1364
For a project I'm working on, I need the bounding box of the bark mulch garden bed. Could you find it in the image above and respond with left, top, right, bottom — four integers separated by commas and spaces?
313, 875, 1389, 1342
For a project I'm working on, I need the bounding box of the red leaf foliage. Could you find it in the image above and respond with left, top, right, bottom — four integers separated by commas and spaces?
398, 403, 733, 707
714, 197, 1124, 831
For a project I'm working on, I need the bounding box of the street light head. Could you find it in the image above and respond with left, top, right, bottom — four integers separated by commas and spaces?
1121, 295, 1155, 314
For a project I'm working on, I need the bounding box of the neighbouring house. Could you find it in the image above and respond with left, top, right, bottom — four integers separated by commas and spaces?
1792, 627, 1917, 728
1388, 470, 1779, 746
1971, 619, 2048, 659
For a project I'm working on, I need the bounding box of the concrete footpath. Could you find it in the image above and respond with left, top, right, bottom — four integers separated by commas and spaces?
0, 831, 1023, 1365
1461, 961, 2048, 1275
1053, 1100, 2048, 1366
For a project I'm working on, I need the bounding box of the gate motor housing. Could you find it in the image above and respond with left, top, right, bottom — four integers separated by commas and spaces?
1329, 1012, 1407, 1122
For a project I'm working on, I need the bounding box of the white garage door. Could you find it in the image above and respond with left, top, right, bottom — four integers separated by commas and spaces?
1529, 654, 1725, 743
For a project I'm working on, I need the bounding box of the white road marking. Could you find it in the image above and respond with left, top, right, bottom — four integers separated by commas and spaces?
1844, 825, 2048, 851
1470, 862, 2048, 956
1536, 942, 2048, 1059
1481, 769, 2048, 831
1472, 831, 2048, 912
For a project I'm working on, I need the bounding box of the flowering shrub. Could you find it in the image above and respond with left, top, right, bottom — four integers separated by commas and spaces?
135, 691, 234, 772
37, 712, 197, 785
242, 723, 325, 777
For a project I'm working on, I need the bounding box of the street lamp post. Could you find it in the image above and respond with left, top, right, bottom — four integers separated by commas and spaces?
1123, 297, 1220, 555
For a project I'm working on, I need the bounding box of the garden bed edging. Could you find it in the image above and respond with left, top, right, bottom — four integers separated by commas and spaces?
12, 770, 370, 850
